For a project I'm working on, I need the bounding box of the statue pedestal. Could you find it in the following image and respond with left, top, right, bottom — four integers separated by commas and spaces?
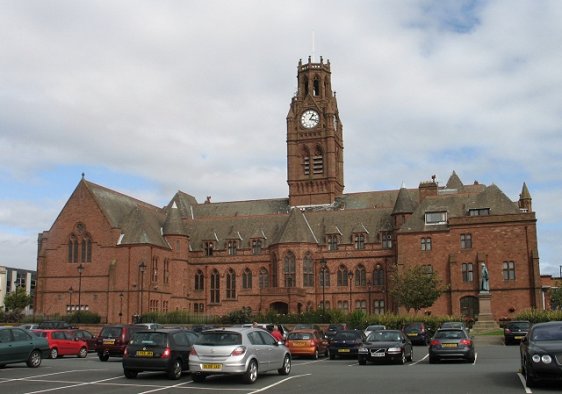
471, 292, 499, 333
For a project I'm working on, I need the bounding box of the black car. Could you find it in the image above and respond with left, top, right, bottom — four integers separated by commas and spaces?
95, 324, 145, 361
403, 322, 432, 345
504, 320, 531, 345
326, 323, 347, 342
328, 330, 365, 359
358, 329, 413, 365
123, 328, 199, 380
520, 321, 562, 387
428, 328, 475, 363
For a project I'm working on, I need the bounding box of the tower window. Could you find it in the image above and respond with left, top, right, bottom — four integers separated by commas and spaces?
313, 78, 320, 96
304, 156, 310, 175
313, 155, 323, 174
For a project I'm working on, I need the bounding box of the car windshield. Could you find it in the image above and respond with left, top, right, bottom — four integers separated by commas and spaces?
288, 332, 313, 340
366, 325, 384, 331
367, 331, 401, 342
434, 330, 465, 340
442, 322, 463, 329
130, 332, 167, 346
531, 326, 562, 341
404, 324, 422, 332
509, 322, 530, 330
334, 331, 360, 340
196, 331, 242, 346
100, 327, 123, 337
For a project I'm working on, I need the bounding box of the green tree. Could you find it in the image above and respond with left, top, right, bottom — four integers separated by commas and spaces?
4, 287, 33, 311
390, 265, 446, 313
550, 281, 562, 310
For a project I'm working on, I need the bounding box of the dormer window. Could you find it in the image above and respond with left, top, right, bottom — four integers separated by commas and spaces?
381, 232, 392, 249
327, 234, 339, 251
425, 211, 447, 225
204, 241, 214, 256
353, 233, 366, 250
227, 240, 238, 256
251, 239, 263, 255
469, 208, 490, 216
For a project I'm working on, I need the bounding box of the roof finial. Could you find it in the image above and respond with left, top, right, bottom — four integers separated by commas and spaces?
81, 172, 85, 179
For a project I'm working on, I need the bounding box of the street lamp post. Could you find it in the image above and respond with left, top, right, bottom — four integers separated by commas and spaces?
77, 264, 84, 323
348, 270, 354, 312
320, 259, 327, 319
139, 261, 146, 319
119, 292, 124, 323
68, 287, 73, 314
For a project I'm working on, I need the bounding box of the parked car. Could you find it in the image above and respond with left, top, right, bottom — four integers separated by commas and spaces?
285, 329, 328, 359
403, 322, 433, 345
135, 323, 164, 330
18, 323, 40, 330
520, 320, 562, 387
122, 328, 199, 380
189, 327, 291, 384
292, 323, 324, 336
33, 329, 88, 359
428, 328, 475, 363
37, 321, 73, 330
95, 324, 145, 361
440, 321, 469, 332
69, 329, 97, 352
326, 323, 347, 342
0, 326, 50, 368
504, 320, 531, 345
328, 330, 366, 359
358, 329, 413, 365
364, 324, 386, 337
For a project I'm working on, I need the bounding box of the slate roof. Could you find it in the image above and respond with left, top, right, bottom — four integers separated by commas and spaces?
79, 172, 528, 251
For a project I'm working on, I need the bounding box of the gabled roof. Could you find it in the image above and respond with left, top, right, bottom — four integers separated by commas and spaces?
273, 208, 318, 245
446, 171, 464, 190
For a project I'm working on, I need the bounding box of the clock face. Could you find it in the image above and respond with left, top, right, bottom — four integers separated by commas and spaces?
301, 109, 319, 128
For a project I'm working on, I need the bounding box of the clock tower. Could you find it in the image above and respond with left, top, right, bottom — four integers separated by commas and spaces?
287, 56, 344, 207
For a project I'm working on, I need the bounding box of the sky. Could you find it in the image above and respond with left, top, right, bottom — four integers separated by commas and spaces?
1, 0, 561, 277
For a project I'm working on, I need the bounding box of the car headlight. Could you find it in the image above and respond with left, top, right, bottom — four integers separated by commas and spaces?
387, 347, 401, 353
532, 355, 541, 363
541, 355, 552, 364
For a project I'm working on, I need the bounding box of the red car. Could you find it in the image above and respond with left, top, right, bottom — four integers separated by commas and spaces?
33, 329, 88, 359
285, 329, 328, 359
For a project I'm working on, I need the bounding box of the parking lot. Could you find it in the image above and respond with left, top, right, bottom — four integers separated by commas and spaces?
0, 339, 560, 394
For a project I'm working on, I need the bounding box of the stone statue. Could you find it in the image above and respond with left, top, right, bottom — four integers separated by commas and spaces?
480, 263, 489, 292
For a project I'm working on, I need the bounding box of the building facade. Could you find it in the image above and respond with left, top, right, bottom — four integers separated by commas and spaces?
35, 57, 541, 323
1, 266, 36, 315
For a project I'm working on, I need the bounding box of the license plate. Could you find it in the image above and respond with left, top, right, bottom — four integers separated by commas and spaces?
407, 333, 417, 336
338, 348, 350, 353
135, 350, 153, 357
442, 343, 457, 348
103, 339, 115, 344
373, 352, 385, 357
292, 341, 307, 347
202, 363, 222, 371
514, 336, 523, 339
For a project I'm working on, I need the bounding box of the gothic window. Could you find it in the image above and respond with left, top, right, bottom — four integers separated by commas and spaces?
337, 265, 349, 286
81, 237, 92, 262
242, 268, 252, 289
373, 264, 385, 286
210, 269, 220, 303
272, 255, 278, 288
421, 237, 432, 251
226, 269, 236, 299
303, 254, 314, 287
354, 233, 366, 250
354, 264, 366, 286
319, 265, 330, 287
68, 236, 79, 263
259, 267, 269, 289
313, 77, 320, 96
284, 252, 296, 288
195, 270, 204, 291
462, 263, 473, 282
163, 258, 170, 284
503, 261, 516, 280
461, 233, 472, 249
227, 240, 238, 256
204, 241, 214, 256
381, 232, 392, 249
251, 239, 262, 255
151, 257, 158, 283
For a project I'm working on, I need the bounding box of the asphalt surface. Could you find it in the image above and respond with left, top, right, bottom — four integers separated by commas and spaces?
0, 339, 561, 394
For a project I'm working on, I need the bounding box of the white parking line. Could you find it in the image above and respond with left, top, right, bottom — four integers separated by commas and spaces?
22, 375, 123, 394
0, 369, 106, 385
517, 373, 533, 393
410, 354, 428, 365
247, 374, 311, 394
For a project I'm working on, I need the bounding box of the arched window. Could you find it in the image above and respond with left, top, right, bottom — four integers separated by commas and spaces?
319, 265, 330, 287
68, 235, 78, 263
226, 269, 236, 299
210, 269, 220, 304
303, 254, 314, 287
337, 265, 349, 286
354, 265, 366, 286
195, 270, 204, 291
284, 252, 296, 288
259, 267, 269, 289
81, 237, 92, 262
313, 76, 320, 96
271, 254, 278, 288
242, 268, 252, 289
373, 264, 385, 286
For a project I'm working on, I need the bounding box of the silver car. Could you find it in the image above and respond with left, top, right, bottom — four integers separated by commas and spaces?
189, 327, 291, 384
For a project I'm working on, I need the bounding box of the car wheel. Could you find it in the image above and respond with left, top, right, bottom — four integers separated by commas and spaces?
26, 350, 42, 368
467, 351, 475, 363
78, 347, 88, 358
524, 359, 537, 388
278, 354, 291, 375
406, 348, 413, 362
192, 373, 206, 383
358, 356, 367, 365
313, 349, 319, 360
329, 350, 335, 360
242, 359, 258, 384
124, 369, 138, 379
168, 359, 182, 380
50, 348, 58, 359
398, 351, 406, 365
98, 353, 110, 361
